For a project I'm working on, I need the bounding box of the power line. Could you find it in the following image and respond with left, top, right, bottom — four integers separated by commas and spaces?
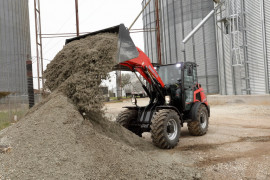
40, 28, 152, 38
42, 1, 89, 53
79, 0, 108, 24
44, 0, 108, 54
42, 35, 77, 39
41, 11, 76, 51
41, 32, 91, 39
39, 32, 91, 35
43, 37, 66, 55
31, 56, 51, 62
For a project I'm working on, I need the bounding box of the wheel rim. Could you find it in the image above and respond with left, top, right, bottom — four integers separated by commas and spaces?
167, 119, 178, 140
200, 111, 207, 129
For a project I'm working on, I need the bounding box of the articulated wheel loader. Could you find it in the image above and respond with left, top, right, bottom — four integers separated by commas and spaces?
66, 24, 210, 149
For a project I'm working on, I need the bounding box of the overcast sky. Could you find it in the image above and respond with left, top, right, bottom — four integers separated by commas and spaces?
28, 0, 145, 89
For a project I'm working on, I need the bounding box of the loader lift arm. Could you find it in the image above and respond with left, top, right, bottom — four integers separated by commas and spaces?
119, 47, 166, 102
119, 47, 164, 88
118, 47, 169, 125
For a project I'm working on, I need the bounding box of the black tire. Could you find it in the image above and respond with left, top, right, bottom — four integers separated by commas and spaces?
116, 109, 143, 137
150, 109, 181, 149
188, 104, 209, 136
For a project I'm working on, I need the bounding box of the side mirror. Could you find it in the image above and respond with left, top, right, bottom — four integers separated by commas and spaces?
131, 96, 137, 106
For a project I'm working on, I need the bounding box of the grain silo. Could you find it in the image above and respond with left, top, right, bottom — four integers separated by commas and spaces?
215, 0, 270, 95
142, 0, 219, 94
0, 0, 31, 95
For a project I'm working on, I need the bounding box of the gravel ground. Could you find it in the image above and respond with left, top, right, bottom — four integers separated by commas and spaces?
0, 93, 198, 179
105, 97, 270, 180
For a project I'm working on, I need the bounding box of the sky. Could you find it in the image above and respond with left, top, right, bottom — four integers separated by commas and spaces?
28, 0, 145, 89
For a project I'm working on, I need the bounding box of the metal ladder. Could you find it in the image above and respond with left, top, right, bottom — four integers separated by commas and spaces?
226, 0, 243, 66
226, 0, 251, 94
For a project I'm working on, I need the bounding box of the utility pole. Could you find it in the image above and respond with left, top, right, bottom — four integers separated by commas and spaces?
75, 0, 80, 36
155, 0, 162, 65
34, 0, 44, 92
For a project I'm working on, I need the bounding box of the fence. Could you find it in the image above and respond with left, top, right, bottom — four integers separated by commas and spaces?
0, 93, 41, 131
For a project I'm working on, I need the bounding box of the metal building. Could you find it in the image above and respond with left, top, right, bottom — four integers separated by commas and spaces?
215, 0, 270, 95
0, 0, 31, 94
142, 0, 219, 94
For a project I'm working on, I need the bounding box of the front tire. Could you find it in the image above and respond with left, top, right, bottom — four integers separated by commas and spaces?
116, 109, 143, 137
188, 104, 209, 136
150, 109, 181, 149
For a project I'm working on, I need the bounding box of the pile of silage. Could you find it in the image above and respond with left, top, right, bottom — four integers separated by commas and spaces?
44, 33, 118, 120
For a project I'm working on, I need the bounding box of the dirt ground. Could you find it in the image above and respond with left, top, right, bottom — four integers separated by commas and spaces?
105, 97, 270, 180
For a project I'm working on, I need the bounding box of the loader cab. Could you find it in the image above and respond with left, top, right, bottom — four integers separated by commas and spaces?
156, 62, 198, 112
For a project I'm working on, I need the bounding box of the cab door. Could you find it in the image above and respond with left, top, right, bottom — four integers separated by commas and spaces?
183, 63, 197, 111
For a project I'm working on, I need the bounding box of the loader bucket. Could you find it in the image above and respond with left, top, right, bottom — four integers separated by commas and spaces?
65, 24, 139, 68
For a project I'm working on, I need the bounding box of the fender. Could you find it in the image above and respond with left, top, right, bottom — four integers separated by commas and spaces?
122, 106, 139, 110
189, 102, 210, 122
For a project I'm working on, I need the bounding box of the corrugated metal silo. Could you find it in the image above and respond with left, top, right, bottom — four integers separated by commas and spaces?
245, 0, 267, 94
215, 0, 270, 95
142, 0, 219, 94
264, 0, 270, 93
0, 0, 31, 94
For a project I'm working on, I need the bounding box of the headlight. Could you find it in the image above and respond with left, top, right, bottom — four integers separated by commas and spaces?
165, 96, 171, 104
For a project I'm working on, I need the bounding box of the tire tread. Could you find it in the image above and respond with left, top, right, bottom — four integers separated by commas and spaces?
150, 109, 180, 149
188, 105, 208, 136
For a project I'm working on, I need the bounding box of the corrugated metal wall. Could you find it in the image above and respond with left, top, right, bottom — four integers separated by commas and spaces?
216, 0, 270, 95
216, 19, 233, 95
246, 0, 266, 94
0, 0, 31, 94
264, 0, 270, 93
142, 0, 219, 94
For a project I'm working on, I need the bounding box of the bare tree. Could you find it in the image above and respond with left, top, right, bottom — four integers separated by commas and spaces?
121, 73, 131, 88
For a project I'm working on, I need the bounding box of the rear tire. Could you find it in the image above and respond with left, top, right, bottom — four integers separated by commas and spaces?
116, 109, 143, 137
150, 109, 181, 149
188, 104, 209, 136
